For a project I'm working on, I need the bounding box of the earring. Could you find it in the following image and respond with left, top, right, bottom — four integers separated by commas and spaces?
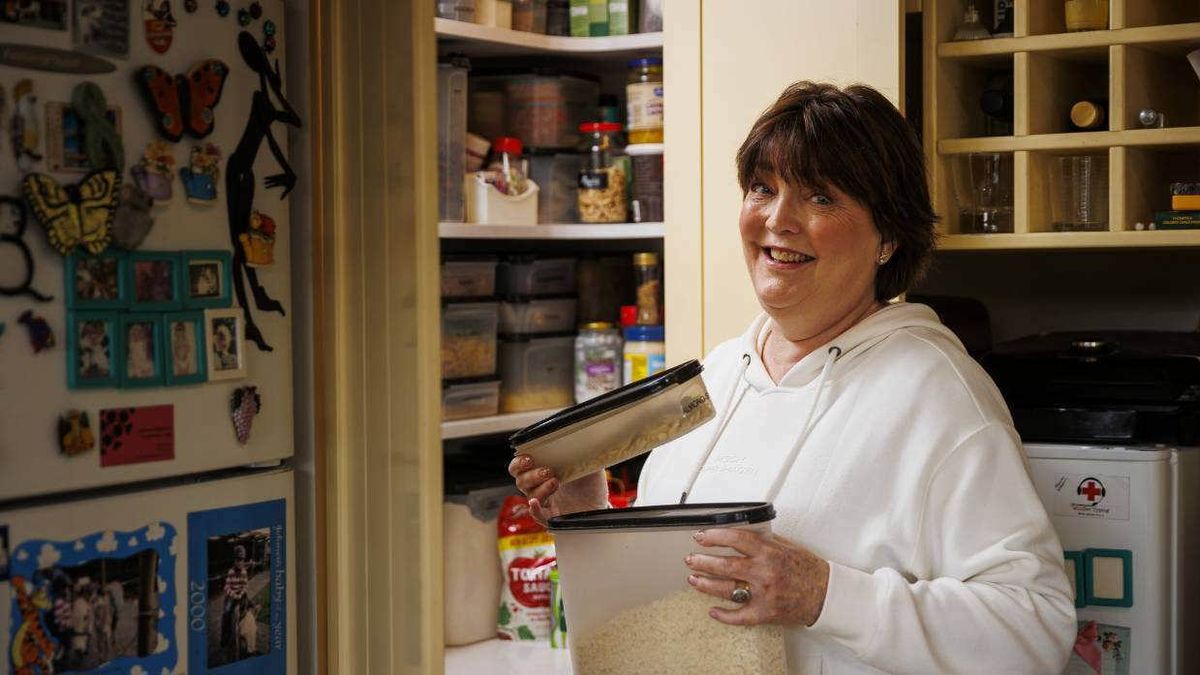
878, 253, 889, 265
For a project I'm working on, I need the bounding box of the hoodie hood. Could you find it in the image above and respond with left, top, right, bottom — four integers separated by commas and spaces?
741, 302, 960, 390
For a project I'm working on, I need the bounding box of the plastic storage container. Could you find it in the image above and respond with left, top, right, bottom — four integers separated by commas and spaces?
548, 503, 786, 674
638, 0, 662, 32
443, 479, 515, 646
499, 334, 576, 413
441, 257, 498, 299
627, 143, 664, 223
437, 0, 476, 21
509, 359, 714, 484
442, 378, 501, 420
442, 301, 499, 379
438, 63, 469, 223
624, 324, 665, 383
511, 0, 546, 31
476, 0, 513, 27
500, 297, 578, 334
498, 256, 577, 296
505, 74, 600, 149
465, 173, 540, 225
527, 152, 582, 223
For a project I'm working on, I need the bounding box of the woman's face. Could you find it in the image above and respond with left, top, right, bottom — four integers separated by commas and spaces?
740, 171, 887, 331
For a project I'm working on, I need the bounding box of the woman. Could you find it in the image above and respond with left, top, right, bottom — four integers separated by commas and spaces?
510, 81, 1075, 673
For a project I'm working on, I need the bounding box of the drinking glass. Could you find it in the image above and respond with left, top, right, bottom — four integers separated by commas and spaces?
1052, 155, 1108, 232
953, 152, 1014, 233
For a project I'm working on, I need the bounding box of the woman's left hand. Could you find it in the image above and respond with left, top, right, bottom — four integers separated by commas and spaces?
684, 528, 830, 627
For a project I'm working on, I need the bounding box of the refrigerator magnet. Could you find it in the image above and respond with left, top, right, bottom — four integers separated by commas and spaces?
182, 250, 233, 309
128, 251, 183, 310
44, 99, 123, 173
119, 313, 166, 387
67, 311, 121, 388
163, 311, 207, 386
17, 309, 55, 353
135, 62, 229, 144
143, 0, 177, 54
0, 196, 54, 302
100, 404, 175, 466
239, 211, 276, 267
57, 409, 96, 456
112, 183, 156, 250
179, 143, 222, 202
131, 140, 176, 201
230, 385, 261, 444
187, 499, 286, 673
64, 250, 129, 310
70, 82, 125, 171
204, 308, 246, 380
7, 522, 179, 673
0, 525, 9, 581
0, 0, 68, 29
22, 170, 121, 256
12, 79, 42, 172
74, 0, 131, 58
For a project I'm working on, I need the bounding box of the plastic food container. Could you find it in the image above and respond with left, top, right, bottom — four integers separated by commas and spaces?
509, 359, 714, 484
441, 257, 498, 299
527, 152, 582, 223
511, 0, 546, 31
499, 334, 575, 413
627, 143, 664, 223
437, 0, 476, 21
500, 297, 577, 334
548, 503, 787, 674
498, 256, 577, 296
465, 173, 540, 225
442, 378, 501, 420
443, 479, 516, 646
505, 74, 600, 149
442, 301, 499, 379
438, 63, 469, 222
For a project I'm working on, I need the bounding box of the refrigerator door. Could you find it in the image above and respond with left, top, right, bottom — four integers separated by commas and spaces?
1025, 444, 1173, 675
0, 0, 296, 501
0, 468, 296, 674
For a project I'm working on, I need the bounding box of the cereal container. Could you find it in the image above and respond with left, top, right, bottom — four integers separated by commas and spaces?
441, 301, 499, 379
577, 122, 627, 223
548, 503, 787, 674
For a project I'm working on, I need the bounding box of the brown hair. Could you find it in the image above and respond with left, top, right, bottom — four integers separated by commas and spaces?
736, 81, 938, 301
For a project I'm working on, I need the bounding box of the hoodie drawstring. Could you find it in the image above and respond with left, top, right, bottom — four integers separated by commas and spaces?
678, 346, 842, 505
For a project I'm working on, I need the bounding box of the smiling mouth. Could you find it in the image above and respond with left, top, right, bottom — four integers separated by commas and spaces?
763, 246, 815, 264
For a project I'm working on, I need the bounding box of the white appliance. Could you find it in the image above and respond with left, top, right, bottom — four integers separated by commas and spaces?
0, 2, 302, 673
1026, 444, 1200, 675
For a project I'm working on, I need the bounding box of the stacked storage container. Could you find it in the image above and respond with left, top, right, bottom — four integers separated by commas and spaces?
497, 256, 579, 413
441, 257, 502, 420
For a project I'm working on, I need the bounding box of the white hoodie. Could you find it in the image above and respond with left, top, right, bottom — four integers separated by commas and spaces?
637, 303, 1076, 674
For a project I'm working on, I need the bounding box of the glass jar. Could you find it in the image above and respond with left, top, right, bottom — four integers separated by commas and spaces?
575, 322, 623, 403
633, 252, 660, 325
488, 136, 529, 196
626, 57, 664, 144
578, 122, 627, 223
546, 0, 570, 34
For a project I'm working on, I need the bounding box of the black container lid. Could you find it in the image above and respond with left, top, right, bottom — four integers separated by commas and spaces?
548, 502, 775, 531
509, 359, 703, 446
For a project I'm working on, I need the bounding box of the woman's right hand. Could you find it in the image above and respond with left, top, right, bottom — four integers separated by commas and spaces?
508, 455, 608, 527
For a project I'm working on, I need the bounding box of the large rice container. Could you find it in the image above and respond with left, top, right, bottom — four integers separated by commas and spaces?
548, 503, 788, 674
509, 359, 714, 485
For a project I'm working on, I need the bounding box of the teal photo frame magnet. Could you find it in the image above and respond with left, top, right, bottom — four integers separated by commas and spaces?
67, 311, 122, 389
181, 249, 233, 309
119, 313, 166, 387
163, 311, 208, 386
128, 251, 184, 310
1083, 548, 1133, 608
65, 250, 130, 309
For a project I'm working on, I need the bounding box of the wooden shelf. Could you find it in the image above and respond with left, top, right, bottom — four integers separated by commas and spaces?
939, 230, 1200, 251
441, 408, 560, 440
939, 127, 1200, 154
938, 22, 1200, 59
446, 639, 571, 675
435, 18, 663, 58
439, 222, 665, 240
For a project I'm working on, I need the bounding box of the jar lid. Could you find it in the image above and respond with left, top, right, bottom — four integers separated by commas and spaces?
494, 136, 523, 155
620, 305, 638, 326
628, 57, 663, 68
579, 121, 623, 134
625, 143, 665, 156
548, 502, 775, 532
1070, 101, 1104, 128
581, 321, 615, 330
624, 325, 665, 342
633, 252, 658, 266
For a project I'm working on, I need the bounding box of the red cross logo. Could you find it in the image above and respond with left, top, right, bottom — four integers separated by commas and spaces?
1077, 478, 1105, 504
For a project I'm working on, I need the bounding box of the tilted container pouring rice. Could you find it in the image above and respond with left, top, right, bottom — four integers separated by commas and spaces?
548, 503, 788, 675
508, 359, 715, 485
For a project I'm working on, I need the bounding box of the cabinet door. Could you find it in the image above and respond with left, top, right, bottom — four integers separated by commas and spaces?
672, 0, 903, 354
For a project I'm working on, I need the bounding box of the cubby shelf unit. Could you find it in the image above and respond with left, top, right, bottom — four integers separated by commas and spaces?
926, 0, 1200, 250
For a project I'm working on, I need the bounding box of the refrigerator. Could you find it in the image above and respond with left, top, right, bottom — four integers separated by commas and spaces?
1026, 444, 1200, 675
0, 1, 302, 672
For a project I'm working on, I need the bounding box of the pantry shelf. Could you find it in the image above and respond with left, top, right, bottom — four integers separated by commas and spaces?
439, 222, 665, 240
939, 230, 1200, 251
435, 17, 663, 58
446, 638, 571, 675
938, 127, 1200, 154
937, 22, 1200, 59
441, 408, 561, 440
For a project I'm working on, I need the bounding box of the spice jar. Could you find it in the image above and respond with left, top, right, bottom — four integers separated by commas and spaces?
575, 322, 623, 403
578, 122, 627, 223
626, 57, 664, 145
633, 252, 660, 325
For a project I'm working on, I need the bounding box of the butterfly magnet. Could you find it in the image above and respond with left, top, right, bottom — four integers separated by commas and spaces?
135, 59, 229, 142
21, 170, 121, 256
143, 0, 177, 53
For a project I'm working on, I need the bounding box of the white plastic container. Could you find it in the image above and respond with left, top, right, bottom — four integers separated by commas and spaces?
499, 334, 576, 413
443, 482, 515, 646
438, 63, 469, 222
441, 257, 498, 299
442, 378, 501, 420
466, 173, 540, 225
509, 359, 714, 484
497, 256, 577, 296
548, 503, 787, 674
499, 297, 577, 334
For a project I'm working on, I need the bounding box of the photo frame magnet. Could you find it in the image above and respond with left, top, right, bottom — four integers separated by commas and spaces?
119, 313, 165, 387
204, 308, 246, 380
182, 250, 233, 309
67, 310, 122, 389
65, 250, 130, 309
128, 250, 183, 310
44, 101, 123, 173
163, 311, 207, 386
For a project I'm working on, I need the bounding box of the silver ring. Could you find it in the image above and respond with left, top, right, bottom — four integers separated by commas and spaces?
730, 580, 752, 604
